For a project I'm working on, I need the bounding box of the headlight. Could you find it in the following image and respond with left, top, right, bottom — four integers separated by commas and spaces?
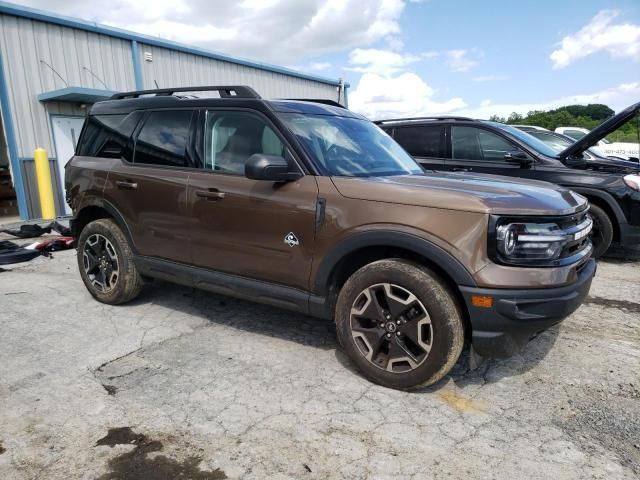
623, 174, 640, 191
492, 215, 593, 266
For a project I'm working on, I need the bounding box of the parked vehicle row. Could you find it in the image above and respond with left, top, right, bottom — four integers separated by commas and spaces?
67, 86, 605, 390
376, 103, 640, 258
555, 126, 639, 161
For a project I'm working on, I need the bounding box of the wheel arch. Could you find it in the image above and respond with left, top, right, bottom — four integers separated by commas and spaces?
73, 200, 136, 252
570, 187, 623, 242
312, 231, 477, 334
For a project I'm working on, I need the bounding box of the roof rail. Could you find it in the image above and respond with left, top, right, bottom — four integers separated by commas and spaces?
110, 85, 261, 100
283, 98, 346, 109
374, 116, 474, 124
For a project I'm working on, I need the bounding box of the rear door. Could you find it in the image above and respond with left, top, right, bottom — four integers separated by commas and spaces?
105, 109, 194, 263
443, 125, 535, 178
392, 124, 447, 170
187, 109, 318, 290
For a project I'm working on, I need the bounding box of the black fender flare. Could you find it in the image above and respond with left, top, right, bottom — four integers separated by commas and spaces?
569, 187, 627, 226
74, 199, 137, 253
312, 230, 477, 295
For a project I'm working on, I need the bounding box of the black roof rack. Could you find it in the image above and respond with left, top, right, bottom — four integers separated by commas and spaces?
374, 116, 474, 124
110, 85, 261, 100
284, 98, 346, 109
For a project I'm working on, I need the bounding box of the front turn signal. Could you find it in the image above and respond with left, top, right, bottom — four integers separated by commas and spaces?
471, 295, 494, 308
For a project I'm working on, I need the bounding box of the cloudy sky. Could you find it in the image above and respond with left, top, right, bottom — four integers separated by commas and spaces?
15, 0, 640, 119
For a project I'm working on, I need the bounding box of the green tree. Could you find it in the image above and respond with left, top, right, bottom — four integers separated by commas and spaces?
498, 104, 639, 142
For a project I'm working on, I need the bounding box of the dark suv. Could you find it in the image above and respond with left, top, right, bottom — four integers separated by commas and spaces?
377, 102, 640, 258
66, 85, 596, 390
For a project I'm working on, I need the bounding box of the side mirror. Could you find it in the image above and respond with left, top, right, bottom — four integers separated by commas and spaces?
245, 154, 302, 182
504, 150, 533, 168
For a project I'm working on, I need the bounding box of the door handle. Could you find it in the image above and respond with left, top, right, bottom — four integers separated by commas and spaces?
452, 167, 470, 172
196, 189, 225, 201
115, 180, 138, 190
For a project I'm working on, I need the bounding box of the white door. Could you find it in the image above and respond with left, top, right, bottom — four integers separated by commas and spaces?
52, 116, 84, 215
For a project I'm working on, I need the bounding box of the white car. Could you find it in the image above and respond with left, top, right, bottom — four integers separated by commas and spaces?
555, 126, 639, 160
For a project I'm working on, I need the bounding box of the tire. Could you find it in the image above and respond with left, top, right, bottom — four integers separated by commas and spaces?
76, 218, 143, 305
335, 259, 465, 390
589, 204, 613, 258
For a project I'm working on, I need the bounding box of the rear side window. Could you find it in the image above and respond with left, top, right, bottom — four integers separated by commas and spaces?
393, 125, 445, 157
134, 111, 193, 167
76, 114, 139, 159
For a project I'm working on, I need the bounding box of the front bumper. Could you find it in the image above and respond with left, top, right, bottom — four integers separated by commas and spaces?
460, 258, 596, 358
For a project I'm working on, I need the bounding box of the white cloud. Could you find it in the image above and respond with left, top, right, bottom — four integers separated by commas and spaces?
452, 82, 640, 118
349, 72, 466, 119
445, 49, 481, 72
550, 10, 640, 69
347, 48, 421, 76
16, 0, 406, 63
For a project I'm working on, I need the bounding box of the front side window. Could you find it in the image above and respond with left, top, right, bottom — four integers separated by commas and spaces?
134, 110, 193, 167
393, 125, 445, 158
452, 126, 519, 161
279, 113, 423, 177
204, 111, 285, 174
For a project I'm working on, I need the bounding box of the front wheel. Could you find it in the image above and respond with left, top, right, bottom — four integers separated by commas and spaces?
335, 259, 465, 390
589, 204, 613, 258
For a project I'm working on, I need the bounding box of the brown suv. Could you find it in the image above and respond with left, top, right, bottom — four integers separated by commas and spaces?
66, 86, 596, 390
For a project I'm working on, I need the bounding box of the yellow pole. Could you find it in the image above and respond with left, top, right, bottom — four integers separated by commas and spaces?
34, 147, 56, 219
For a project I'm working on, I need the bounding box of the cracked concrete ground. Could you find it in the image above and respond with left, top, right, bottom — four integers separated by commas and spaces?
0, 247, 639, 479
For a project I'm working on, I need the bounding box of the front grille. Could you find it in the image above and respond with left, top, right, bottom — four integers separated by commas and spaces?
557, 210, 592, 261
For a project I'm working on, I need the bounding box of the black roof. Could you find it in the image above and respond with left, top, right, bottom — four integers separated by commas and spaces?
90, 85, 359, 118
375, 116, 476, 126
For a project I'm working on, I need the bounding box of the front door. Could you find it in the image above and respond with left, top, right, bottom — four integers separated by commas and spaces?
187, 110, 318, 290
443, 125, 536, 179
52, 116, 85, 214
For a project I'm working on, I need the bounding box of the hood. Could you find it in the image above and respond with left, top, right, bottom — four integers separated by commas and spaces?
584, 156, 640, 174
559, 101, 640, 158
332, 172, 588, 216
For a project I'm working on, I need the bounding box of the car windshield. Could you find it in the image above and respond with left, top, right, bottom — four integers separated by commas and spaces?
490, 123, 561, 157
527, 131, 572, 153
278, 113, 423, 177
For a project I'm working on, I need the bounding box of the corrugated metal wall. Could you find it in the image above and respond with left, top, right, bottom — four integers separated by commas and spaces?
0, 8, 343, 219
0, 13, 136, 158
138, 43, 340, 101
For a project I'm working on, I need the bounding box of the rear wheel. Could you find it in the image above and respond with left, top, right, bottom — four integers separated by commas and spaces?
335, 259, 464, 390
588, 204, 613, 258
77, 218, 143, 304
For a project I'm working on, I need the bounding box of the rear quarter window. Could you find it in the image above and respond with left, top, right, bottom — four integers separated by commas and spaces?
76, 112, 142, 160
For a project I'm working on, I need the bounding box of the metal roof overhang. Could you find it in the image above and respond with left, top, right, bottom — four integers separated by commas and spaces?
37, 86, 117, 103
0, 1, 348, 88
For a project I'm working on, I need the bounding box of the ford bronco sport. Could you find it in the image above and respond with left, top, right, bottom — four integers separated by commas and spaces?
66, 86, 596, 390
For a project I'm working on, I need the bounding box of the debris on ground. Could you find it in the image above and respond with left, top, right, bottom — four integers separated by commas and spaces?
0, 240, 42, 265
0, 220, 71, 239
